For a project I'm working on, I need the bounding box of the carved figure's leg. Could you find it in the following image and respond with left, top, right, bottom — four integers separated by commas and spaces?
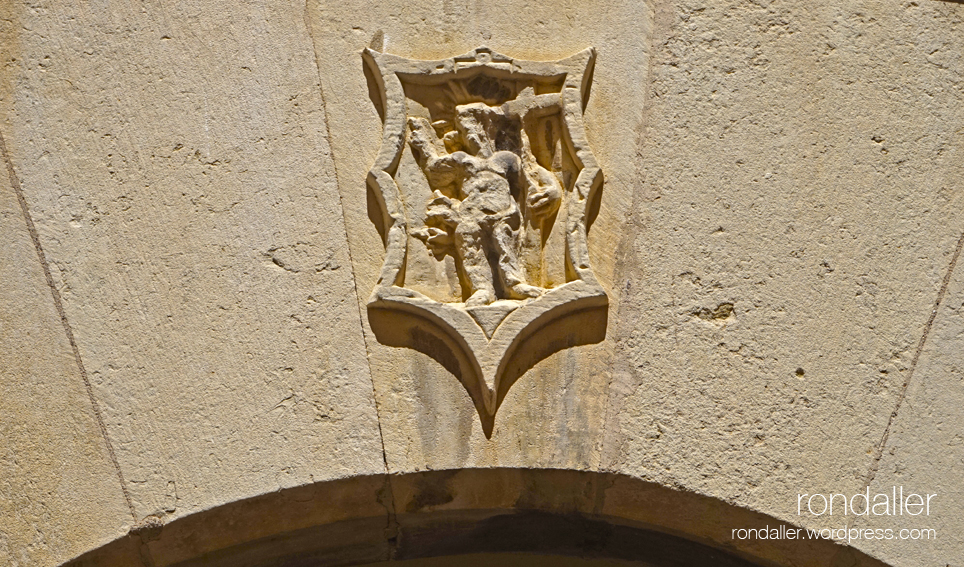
493, 210, 544, 300
456, 218, 496, 307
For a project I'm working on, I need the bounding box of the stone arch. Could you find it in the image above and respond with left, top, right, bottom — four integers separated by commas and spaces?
66, 469, 889, 567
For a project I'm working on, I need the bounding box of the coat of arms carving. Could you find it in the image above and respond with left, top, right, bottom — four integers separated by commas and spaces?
363, 46, 608, 435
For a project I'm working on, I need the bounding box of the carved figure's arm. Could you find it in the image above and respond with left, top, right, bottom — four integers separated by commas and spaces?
514, 125, 562, 220
501, 89, 561, 120
414, 190, 461, 259
407, 117, 459, 188
524, 163, 563, 220
425, 190, 460, 229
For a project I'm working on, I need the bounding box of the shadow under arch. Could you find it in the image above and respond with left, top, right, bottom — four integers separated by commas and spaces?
66, 469, 892, 567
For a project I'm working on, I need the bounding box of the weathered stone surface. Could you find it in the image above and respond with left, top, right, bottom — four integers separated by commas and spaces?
0, 0, 383, 533
852, 239, 964, 566
603, 0, 964, 536
0, 138, 131, 564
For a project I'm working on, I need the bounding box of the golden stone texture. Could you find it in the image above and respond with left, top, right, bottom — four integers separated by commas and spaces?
1, 1, 963, 566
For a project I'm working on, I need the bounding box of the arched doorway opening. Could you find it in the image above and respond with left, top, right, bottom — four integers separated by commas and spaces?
67, 469, 890, 567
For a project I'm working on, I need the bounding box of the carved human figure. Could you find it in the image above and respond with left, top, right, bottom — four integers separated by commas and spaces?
408, 96, 563, 307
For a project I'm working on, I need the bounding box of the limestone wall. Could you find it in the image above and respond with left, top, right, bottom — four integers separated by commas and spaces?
1, 1, 962, 566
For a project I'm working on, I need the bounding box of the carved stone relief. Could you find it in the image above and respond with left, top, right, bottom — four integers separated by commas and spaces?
363, 46, 608, 435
